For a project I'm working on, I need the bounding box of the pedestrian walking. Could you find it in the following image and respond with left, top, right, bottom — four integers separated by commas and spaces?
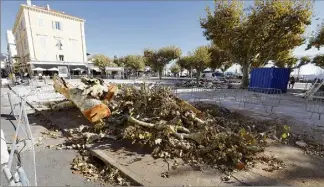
289, 76, 296, 88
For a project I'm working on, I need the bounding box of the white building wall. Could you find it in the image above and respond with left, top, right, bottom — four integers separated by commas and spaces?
6, 30, 18, 64
23, 7, 86, 63
14, 12, 30, 64
13, 4, 87, 67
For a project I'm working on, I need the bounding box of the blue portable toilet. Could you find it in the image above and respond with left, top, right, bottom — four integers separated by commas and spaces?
249, 67, 291, 93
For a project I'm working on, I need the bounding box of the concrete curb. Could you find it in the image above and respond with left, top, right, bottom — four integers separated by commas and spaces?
88, 148, 150, 186
8, 85, 147, 186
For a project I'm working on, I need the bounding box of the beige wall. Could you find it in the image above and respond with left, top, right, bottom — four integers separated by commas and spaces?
14, 6, 87, 64
14, 12, 30, 64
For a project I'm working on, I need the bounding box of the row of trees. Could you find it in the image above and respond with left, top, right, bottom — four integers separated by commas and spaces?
91, 0, 323, 87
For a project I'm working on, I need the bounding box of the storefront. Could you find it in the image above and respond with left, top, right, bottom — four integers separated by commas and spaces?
28, 61, 88, 77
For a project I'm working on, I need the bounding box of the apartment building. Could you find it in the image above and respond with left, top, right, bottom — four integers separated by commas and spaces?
12, 0, 87, 75
6, 30, 18, 66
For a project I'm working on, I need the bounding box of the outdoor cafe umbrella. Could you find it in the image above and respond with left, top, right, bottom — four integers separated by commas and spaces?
32, 67, 46, 71
72, 68, 84, 72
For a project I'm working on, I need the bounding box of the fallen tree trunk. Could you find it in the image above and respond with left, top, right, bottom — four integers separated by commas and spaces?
53, 76, 117, 124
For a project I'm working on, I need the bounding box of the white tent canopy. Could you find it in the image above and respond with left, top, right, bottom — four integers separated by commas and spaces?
291, 63, 324, 77
105, 67, 124, 72
32, 67, 46, 71
47, 67, 59, 71
72, 68, 84, 71
90, 67, 101, 72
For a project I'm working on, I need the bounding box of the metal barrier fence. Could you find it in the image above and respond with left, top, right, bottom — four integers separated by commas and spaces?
34, 85, 65, 102
236, 87, 282, 112
305, 91, 324, 120
169, 86, 282, 113
3, 91, 37, 186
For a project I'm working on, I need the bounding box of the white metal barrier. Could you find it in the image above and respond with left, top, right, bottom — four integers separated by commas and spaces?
34, 85, 65, 102
170, 86, 282, 113
3, 91, 37, 186
305, 91, 324, 120
235, 87, 282, 112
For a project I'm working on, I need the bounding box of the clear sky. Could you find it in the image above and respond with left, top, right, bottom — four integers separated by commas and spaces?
1, 0, 324, 60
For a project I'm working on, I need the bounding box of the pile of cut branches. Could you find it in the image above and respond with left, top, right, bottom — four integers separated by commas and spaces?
53, 77, 286, 172
100, 84, 279, 171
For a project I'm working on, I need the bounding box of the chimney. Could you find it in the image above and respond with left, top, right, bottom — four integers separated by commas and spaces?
26, 0, 31, 6
46, 4, 50, 10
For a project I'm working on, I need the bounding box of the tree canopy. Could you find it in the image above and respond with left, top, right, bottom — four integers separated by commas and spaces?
170, 63, 181, 75
91, 54, 117, 71
191, 46, 212, 82
177, 56, 194, 71
307, 24, 324, 50
123, 55, 145, 72
208, 45, 232, 72
144, 46, 182, 79
113, 55, 124, 67
200, 0, 313, 87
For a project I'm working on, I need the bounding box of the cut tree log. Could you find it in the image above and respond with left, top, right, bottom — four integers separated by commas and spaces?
53, 75, 117, 124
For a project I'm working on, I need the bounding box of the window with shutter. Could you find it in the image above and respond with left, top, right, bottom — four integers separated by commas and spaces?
53, 21, 61, 30
59, 55, 64, 61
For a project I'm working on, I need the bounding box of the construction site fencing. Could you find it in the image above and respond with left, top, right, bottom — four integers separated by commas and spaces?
305, 91, 324, 120
4, 91, 37, 186
235, 87, 282, 112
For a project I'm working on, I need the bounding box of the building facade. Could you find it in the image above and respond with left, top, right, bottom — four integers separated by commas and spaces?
12, 0, 87, 75
6, 30, 17, 66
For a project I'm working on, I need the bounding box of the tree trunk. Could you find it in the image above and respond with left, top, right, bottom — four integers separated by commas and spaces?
53, 76, 118, 124
196, 71, 201, 83
159, 69, 163, 80
241, 64, 250, 88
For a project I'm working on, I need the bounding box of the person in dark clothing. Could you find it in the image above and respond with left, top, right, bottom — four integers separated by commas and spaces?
289, 77, 296, 88
313, 78, 318, 85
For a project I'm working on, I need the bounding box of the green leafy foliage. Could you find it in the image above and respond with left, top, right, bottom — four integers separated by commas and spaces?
170, 63, 181, 75
208, 45, 232, 71
113, 55, 124, 67
191, 46, 212, 82
312, 55, 324, 69
177, 56, 194, 71
307, 23, 324, 50
144, 46, 182, 79
91, 54, 117, 71
123, 55, 145, 72
200, 0, 313, 87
